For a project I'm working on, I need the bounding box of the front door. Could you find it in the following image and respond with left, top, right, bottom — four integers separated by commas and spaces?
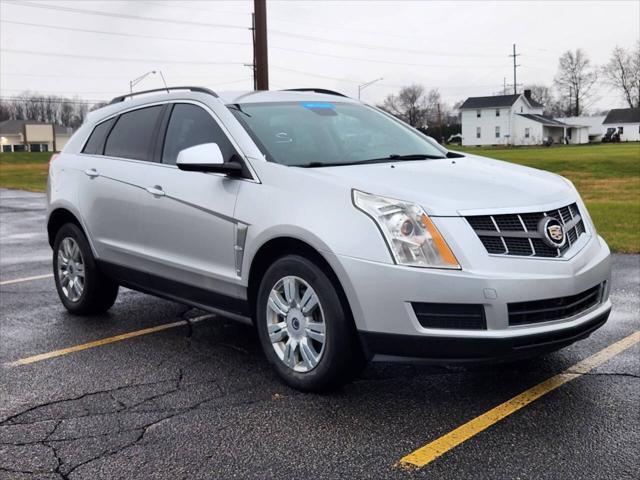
136, 103, 244, 301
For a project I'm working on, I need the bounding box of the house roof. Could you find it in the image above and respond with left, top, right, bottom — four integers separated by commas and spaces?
517, 113, 573, 127
0, 119, 72, 135
459, 93, 544, 110
603, 108, 640, 125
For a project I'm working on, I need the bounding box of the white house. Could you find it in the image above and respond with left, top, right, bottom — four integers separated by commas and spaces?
602, 108, 640, 142
556, 115, 606, 142
0, 119, 74, 153
460, 90, 589, 146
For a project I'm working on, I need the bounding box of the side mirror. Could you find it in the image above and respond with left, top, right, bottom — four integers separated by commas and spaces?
176, 143, 243, 176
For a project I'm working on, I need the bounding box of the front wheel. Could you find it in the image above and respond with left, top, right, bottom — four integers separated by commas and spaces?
53, 223, 119, 315
255, 255, 365, 392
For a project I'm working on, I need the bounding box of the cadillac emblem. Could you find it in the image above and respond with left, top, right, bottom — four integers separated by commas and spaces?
538, 217, 566, 248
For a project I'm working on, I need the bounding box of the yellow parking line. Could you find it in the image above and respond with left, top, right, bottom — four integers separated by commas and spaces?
7, 318, 213, 367
398, 330, 640, 469
0, 273, 54, 286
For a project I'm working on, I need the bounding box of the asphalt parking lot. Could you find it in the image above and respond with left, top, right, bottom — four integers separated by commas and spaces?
1, 188, 638, 480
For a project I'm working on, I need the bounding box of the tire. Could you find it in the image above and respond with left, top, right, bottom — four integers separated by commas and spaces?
256, 255, 365, 392
53, 223, 119, 315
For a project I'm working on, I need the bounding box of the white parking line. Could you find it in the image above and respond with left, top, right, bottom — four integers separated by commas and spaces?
0, 273, 54, 286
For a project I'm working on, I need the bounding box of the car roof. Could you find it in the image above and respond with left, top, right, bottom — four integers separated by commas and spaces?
87, 88, 359, 125
217, 90, 358, 105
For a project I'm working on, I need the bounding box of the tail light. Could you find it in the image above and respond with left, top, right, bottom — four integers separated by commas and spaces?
49, 153, 59, 168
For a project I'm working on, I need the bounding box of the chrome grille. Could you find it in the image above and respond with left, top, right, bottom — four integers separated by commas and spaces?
466, 203, 586, 258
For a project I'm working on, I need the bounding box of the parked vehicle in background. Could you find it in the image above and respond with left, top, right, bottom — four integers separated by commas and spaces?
602, 127, 621, 142
47, 87, 612, 391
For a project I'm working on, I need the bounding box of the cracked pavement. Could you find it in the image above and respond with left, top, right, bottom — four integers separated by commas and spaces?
0, 188, 638, 479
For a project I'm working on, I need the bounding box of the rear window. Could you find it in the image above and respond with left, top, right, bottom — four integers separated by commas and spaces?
82, 117, 116, 155
104, 106, 163, 161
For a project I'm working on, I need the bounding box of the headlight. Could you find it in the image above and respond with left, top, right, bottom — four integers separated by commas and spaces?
352, 190, 460, 269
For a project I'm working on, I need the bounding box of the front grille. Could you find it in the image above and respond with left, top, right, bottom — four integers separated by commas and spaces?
466, 203, 586, 258
412, 302, 486, 330
508, 284, 603, 326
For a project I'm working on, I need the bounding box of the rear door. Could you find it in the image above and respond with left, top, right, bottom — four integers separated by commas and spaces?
78, 104, 165, 267
136, 102, 244, 301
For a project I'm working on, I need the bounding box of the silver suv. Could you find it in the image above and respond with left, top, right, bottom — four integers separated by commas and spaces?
47, 87, 612, 391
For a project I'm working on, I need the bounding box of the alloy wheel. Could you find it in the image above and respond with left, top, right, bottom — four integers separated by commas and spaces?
266, 276, 326, 372
57, 237, 85, 302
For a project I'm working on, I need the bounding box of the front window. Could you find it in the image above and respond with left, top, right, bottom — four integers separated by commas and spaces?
495, 109, 500, 117
476, 110, 481, 118
476, 127, 481, 138
229, 101, 446, 167
525, 128, 530, 138
495, 126, 500, 138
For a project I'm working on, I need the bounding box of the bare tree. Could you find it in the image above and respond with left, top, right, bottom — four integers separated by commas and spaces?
602, 44, 640, 108
379, 84, 428, 128
0, 92, 97, 128
554, 49, 598, 116
524, 84, 569, 117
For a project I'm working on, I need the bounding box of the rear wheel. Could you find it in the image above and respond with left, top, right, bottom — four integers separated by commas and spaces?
256, 255, 365, 391
53, 223, 119, 315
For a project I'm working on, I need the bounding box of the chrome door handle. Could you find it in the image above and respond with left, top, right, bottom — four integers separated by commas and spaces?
145, 185, 165, 196
84, 168, 99, 178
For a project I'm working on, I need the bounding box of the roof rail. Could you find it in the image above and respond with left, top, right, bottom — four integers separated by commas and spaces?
108, 86, 218, 105
283, 88, 348, 98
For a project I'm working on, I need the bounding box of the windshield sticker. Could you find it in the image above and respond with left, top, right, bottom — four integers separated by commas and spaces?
301, 102, 335, 109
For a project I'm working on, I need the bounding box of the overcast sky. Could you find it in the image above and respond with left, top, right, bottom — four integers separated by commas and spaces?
1, 0, 638, 111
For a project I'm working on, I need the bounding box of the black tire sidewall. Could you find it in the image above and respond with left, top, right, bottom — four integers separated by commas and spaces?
256, 255, 357, 391
53, 223, 98, 313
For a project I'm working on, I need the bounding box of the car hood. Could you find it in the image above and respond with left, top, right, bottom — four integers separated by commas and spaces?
300, 153, 576, 216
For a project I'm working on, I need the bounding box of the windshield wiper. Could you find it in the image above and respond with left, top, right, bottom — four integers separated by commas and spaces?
228, 104, 251, 117
298, 153, 445, 168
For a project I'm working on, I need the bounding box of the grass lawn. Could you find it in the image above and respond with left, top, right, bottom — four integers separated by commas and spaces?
1, 143, 639, 252
0, 152, 51, 192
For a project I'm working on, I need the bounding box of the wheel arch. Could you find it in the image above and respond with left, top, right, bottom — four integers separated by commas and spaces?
247, 237, 357, 332
47, 208, 84, 248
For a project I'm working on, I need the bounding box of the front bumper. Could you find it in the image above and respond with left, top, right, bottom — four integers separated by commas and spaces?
326, 229, 612, 362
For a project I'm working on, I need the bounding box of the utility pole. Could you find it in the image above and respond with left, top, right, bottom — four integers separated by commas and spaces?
503, 77, 507, 95
253, 0, 269, 90
509, 44, 521, 95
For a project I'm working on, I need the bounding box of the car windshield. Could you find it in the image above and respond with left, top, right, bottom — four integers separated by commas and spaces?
228, 101, 447, 167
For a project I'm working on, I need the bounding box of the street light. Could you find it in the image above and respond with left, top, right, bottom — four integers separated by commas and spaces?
358, 77, 383, 100
129, 70, 168, 93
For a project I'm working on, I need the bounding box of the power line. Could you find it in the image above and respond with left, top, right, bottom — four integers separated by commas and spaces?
2, 48, 248, 66
1, 19, 504, 70
271, 44, 506, 68
0, 96, 106, 105
1, 78, 252, 96
1, 71, 248, 82
1, 20, 251, 48
269, 29, 508, 59
4, 0, 248, 30
271, 66, 364, 84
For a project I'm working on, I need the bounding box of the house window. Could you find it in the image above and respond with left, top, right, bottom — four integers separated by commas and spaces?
525, 128, 530, 138
495, 126, 500, 138
13, 145, 26, 152
2, 145, 12, 152
42, 144, 49, 152
476, 127, 481, 139
619, 126, 624, 134
520, 106, 524, 112
495, 109, 500, 117
476, 110, 481, 118
30, 144, 42, 152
